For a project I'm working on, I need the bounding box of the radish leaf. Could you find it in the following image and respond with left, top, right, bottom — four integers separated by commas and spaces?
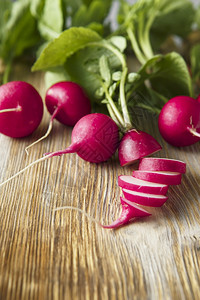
32, 27, 102, 71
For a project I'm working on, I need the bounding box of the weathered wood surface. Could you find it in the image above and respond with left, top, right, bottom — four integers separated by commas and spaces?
0, 63, 200, 300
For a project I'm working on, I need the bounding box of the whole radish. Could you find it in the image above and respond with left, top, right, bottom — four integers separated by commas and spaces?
25, 81, 91, 153
158, 95, 200, 146
46, 113, 119, 163
0, 81, 43, 138
0, 113, 120, 187
45, 81, 91, 126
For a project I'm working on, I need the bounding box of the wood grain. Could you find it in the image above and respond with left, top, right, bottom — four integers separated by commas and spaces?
0, 63, 200, 300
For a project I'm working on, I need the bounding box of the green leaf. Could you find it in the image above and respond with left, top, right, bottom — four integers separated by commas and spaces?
127, 72, 140, 83
150, 0, 195, 49
99, 55, 111, 85
0, 0, 12, 42
109, 36, 127, 53
190, 43, 200, 82
63, 44, 121, 102
0, 0, 40, 62
196, 6, 200, 29
30, 0, 64, 40
72, 0, 112, 27
112, 71, 122, 81
32, 27, 102, 71
138, 52, 193, 99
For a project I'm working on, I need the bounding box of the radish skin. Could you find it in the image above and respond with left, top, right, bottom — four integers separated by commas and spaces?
118, 130, 162, 166
122, 188, 168, 207
45, 81, 91, 126
158, 96, 200, 146
0, 81, 43, 138
139, 157, 186, 174
118, 175, 168, 195
101, 197, 151, 229
25, 81, 91, 153
132, 170, 182, 185
45, 113, 119, 163
0, 113, 120, 187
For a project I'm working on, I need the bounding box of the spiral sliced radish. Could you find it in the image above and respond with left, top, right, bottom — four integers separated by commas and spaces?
118, 175, 168, 195
122, 189, 168, 207
139, 157, 186, 173
132, 170, 182, 185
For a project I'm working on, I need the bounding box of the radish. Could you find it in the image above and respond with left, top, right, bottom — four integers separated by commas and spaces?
25, 81, 91, 153
101, 197, 151, 229
132, 170, 182, 185
122, 189, 168, 207
118, 130, 162, 166
0, 113, 120, 187
45, 81, 91, 126
118, 175, 168, 195
45, 113, 119, 163
158, 95, 200, 147
0, 81, 43, 138
139, 157, 186, 174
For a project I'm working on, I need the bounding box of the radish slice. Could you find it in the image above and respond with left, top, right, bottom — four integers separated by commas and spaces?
118, 175, 168, 195
132, 170, 182, 185
122, 188, 168, 207
101, 197, 151, 229
139, 157, 186, 173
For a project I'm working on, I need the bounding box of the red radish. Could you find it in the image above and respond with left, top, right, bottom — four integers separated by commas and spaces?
139, 157, 186, 174
45, 81, 91, 126
0, 113, 120, 187
101, 197, 151, 229
158, 95, 200, 147
118, 129, 162, 166
197, 94, 200, 102
118, 175, 168, 195
45, 113, 119, 163
0, 81, 43, 138
122, 189, 168, 207
25, 81, 91, 153
132, 170, 182, 185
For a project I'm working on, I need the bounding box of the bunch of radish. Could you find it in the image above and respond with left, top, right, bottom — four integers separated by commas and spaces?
102, 157, 186, 229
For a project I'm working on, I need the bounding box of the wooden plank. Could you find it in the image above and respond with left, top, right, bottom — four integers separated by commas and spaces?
0, 63, 200, 300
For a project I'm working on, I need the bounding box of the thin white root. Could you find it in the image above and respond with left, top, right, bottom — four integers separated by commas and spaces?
0, 153, 53, 187
0, 107, 22, 113
53, 206, 101, 225
188, 127, 200, 138
25, 121, 53, 155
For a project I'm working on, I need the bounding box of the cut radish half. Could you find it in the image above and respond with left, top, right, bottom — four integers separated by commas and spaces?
118, 130, 162, 166
139, 157, 186, 173
101, 197, 151, 229
118, 175, 168, 195
122, 188, 168, 207
132, 170, 182, 185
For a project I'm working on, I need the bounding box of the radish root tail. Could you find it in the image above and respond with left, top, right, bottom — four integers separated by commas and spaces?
53, 206, 101, 225
25, 120, 53, 155
25, 107, 60, 155
188, 126, 200, 138
0, 153, 53, 187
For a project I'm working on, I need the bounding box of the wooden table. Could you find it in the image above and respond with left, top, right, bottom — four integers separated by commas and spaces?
0, 63, 200, 300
